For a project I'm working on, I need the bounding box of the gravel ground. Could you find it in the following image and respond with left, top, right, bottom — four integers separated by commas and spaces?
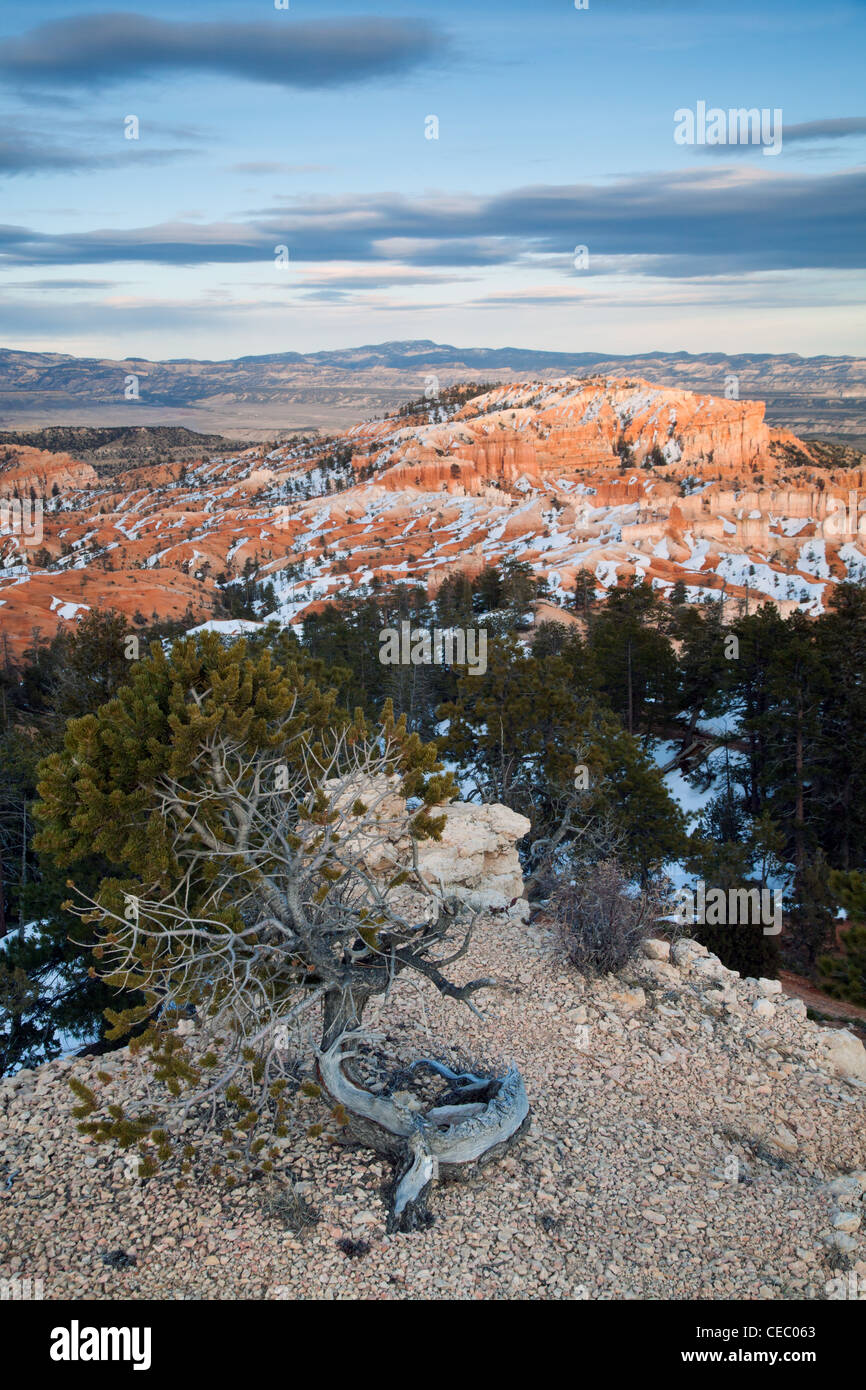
1, 918, 865, 1301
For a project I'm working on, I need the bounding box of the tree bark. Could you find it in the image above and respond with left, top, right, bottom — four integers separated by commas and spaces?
315, 1023, 530, 1232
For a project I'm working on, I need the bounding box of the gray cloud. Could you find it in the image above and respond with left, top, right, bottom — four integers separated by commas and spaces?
4, 277, 122, 289
295, 269, 478, 303
0, 142, 195, 175
0, 138, 94, 174
0, 128, 196, 175
0, 165, 861, 275
229, 162, 333, 176
785, 117, 866, 143
0, 13, 449, 91
690, 114, 866, 155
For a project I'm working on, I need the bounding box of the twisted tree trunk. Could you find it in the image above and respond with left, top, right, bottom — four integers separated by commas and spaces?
315, 1026, 530, 1232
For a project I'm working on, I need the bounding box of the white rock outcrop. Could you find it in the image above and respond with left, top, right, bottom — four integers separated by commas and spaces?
323, 774, 530, 915
415, 802, 530, 913
821, 1028, 866, 1084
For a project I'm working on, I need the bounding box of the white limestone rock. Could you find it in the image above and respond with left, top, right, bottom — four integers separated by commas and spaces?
821, 1028, 866, 1084
757, 978, 782, 997
671, 938, 709, 969
416, 801, 531, 911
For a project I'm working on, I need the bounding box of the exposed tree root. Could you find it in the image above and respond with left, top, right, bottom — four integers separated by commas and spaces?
316, 1029, 530, 1232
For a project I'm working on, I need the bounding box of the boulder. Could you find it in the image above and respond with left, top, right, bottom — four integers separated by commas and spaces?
691, 954, 733, 986
783, 997, 809, 1020
772, 1125, 798, 1154
324, 774, 531, 914
416, 801, 531, 912
757, 978, 782, 997
671, 938, 709, 969
832, 1211, 861, 1234
641, 938, 670, 961
821, 1028, 866, 1084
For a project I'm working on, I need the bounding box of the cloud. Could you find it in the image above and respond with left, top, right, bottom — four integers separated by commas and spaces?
0, 137, 94, 175
4, 277, 122, 290
0, 13, 449, 91
229, 162, 333, 176
0, 142, 195, 175
0, 165, 861, 277
690, 114, 866, 155
0, 117, 197, 174
784, 117, 866, 144
294, 268, 478, 303
462, 271, 866, 314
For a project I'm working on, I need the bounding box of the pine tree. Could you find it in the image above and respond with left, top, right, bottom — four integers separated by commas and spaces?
472, 564, 504, 613
569, 570, 597, 626
808, 586, 866, 871
819, 870, 866, 1006
589, 581, 679, 738
787, 851, 836, 974
30, 632, 537, 1230
438, 633, 684, 886
435, 571, 474, 626
672, 600, 731, 743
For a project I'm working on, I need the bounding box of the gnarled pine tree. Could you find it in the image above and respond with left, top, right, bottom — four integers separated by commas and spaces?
34, 633, 529, 1229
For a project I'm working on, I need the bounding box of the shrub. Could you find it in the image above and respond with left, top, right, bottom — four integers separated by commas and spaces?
551, 858, 668, 974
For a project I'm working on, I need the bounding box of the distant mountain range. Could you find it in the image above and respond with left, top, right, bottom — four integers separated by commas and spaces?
1, 340, 864, 443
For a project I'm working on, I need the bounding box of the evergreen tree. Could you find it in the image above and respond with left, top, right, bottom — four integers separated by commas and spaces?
726, 603, 789, 816
35, 633, 346, 879
819, 870, 866, 1005
808, 587, 866, 871
435, 571, 474, 626
438, 633, 684, 885
569, 570, 597, 625
784, 850, 835, 974
672, 600, 732, 743
472, 564, 504, 613
589, 581, 679, 738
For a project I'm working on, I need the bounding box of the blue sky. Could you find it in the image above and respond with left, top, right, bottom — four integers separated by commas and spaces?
1, 0, 864, 359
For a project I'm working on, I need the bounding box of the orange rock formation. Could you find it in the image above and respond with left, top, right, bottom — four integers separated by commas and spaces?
1, 377, 864, 657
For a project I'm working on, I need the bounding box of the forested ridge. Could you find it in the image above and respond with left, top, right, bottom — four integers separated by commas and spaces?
2, 566, 865, 1073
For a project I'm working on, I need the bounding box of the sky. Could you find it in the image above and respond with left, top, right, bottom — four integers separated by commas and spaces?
1, 0, 864, 360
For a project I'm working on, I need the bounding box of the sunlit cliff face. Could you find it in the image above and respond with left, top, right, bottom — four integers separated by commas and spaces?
2, 377, 865, 653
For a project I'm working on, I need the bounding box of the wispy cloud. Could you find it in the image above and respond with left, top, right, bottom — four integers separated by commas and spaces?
229, 162, 334, 176
1, 167, 861, 275
691, 114, 866, 155
0, 136, 195, 175
784, 116, 866, 143
0, 13, 450, 92
3, 277, 122, 289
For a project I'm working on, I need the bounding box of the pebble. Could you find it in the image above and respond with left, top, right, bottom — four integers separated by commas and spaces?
1, 923, 863, 1301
